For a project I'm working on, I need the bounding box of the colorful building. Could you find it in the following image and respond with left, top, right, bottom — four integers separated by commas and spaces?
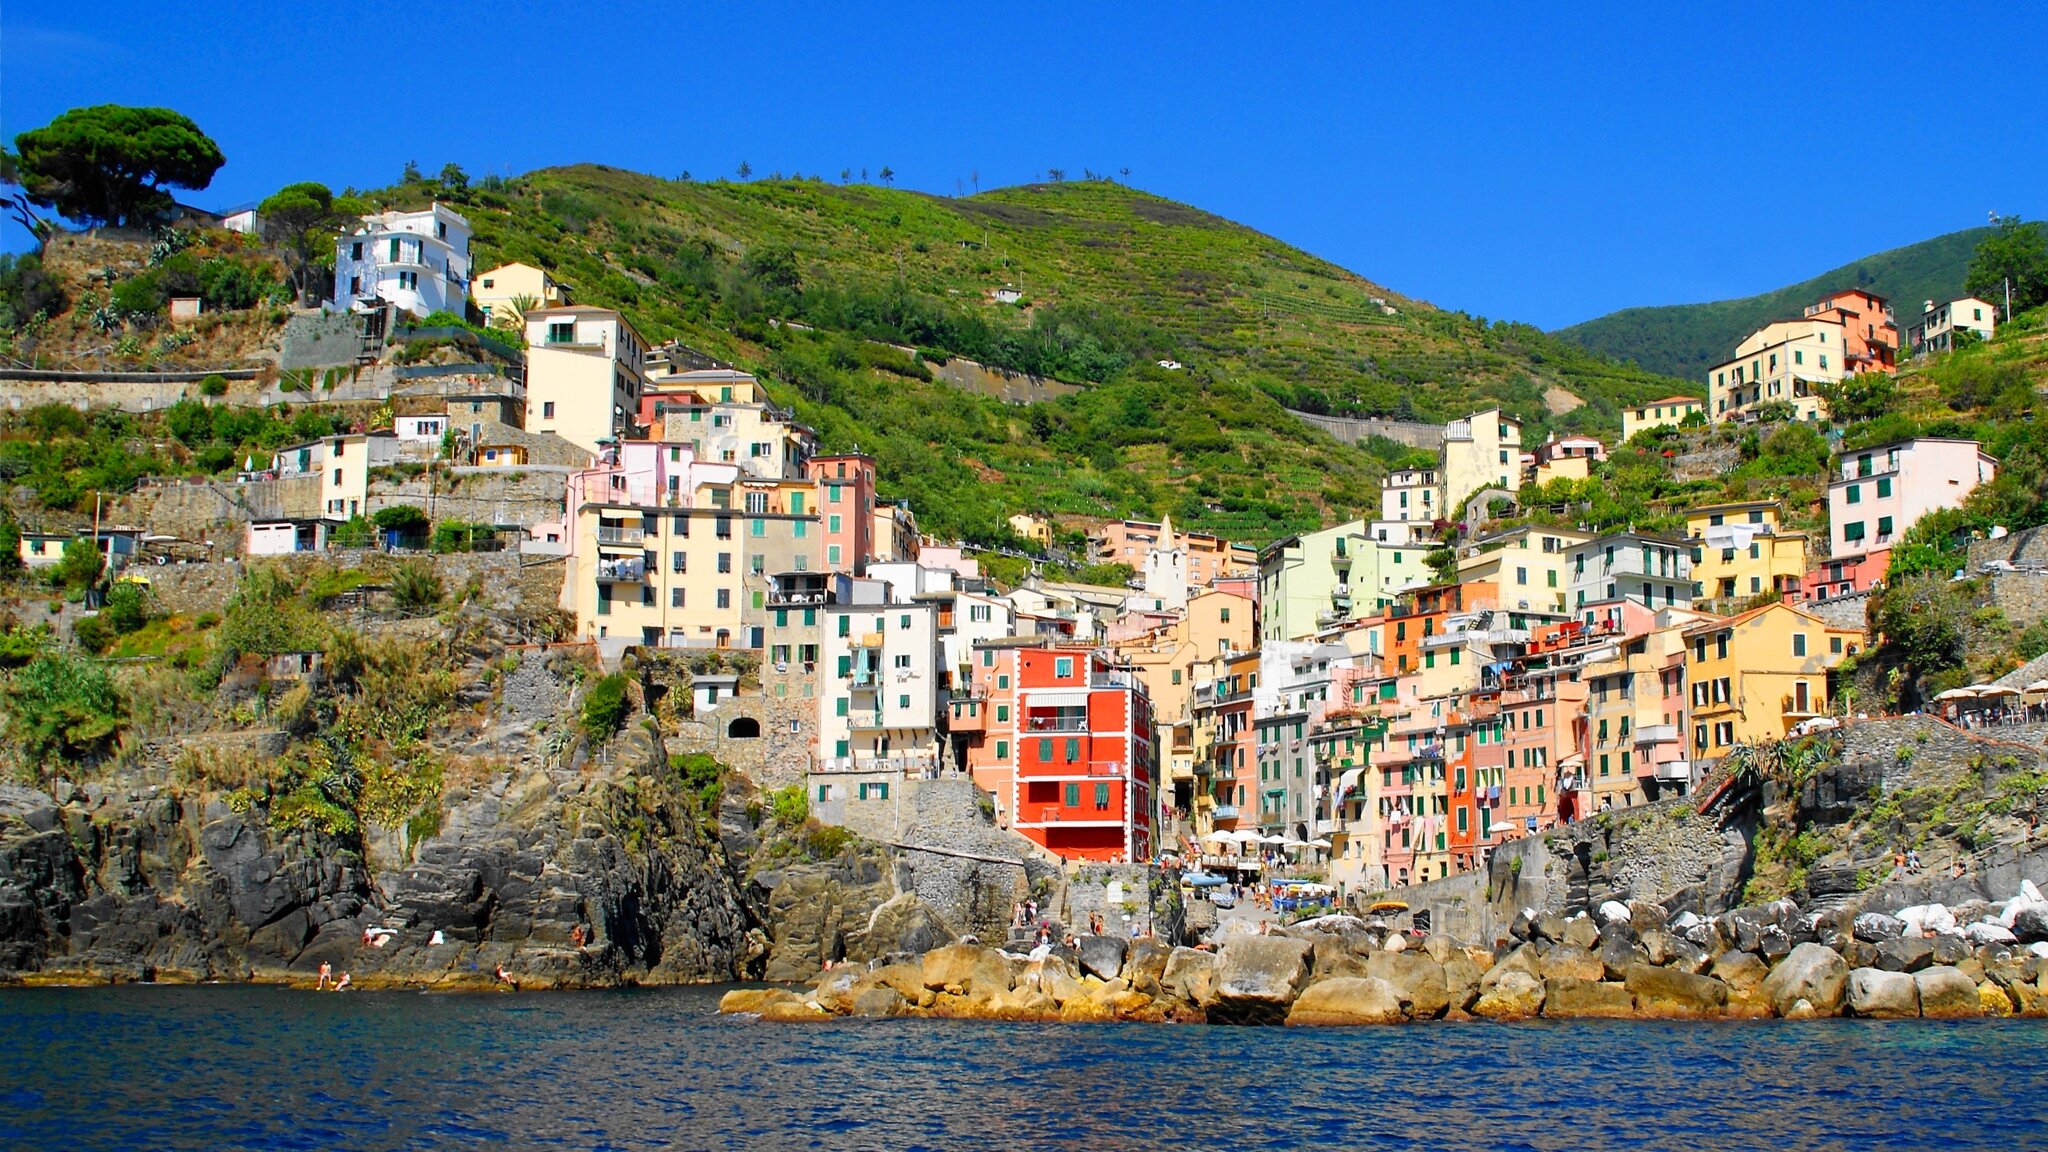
1827, 438, 1996, 566
1684, 602, 1862, 766
1685, 501, 1808, 612
1621, 396, 1704, 441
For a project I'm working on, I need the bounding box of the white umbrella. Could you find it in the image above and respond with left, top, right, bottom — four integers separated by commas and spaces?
1974, 684, 2021, 697
1281, 837, 1310, 849
2024, 680, 2048, 694
1933, 687, 1979, 702
1309, 838, 1333, 849
1262, 833, 1290, 845
1200, 830, 1236, 844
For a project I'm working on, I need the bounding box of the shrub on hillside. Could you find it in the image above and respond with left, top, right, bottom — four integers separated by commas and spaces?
579, 673, 631, 743
391, 559, 444, 613
0, 650, 125, 779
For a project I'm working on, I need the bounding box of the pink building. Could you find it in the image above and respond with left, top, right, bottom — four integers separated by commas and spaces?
1825, 437, 1996, 577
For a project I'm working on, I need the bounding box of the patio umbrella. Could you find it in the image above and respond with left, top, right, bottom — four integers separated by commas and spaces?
1974, 684, 2021, 697
2024, 680, 2048, 694
1309, 838, 1333, 849
1933, 687, 1979, 701
1262, 834, 1290, 845
1200, 830, 1236, 844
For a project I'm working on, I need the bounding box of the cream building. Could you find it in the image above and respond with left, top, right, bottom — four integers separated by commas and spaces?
1621, 396, 1704, 441
1455, 525, 1593, 615
1708, 320, 1843, 423
1259, 519, 1378, 643
524, 306, 651, 454
1379, 467, 1440, 524
1907, 297, 1997, 358
651, 369, 817, 479
472, 262, 570, 329
1439, 409, 1522, 516
1827, 437, 1996, 560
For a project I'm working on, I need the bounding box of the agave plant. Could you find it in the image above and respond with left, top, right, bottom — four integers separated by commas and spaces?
89, 305, 122, 335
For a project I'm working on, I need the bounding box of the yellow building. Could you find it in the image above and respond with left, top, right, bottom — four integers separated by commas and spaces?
524, 306, 650, 454
1621, 396, 1704, 441
651, 369, 817, 480
1684, 501, 1809, 612
560, 441, 819, 652
1684, 602, 1862, 765
472, 262, 569, 329
1455, 525, 1592, 615
1007, 513, 1055, 548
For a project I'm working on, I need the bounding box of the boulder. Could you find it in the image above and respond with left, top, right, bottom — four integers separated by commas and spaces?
1542, 977, 1635, 1018
1362, 951, 1451, 1019
718, 987, 801, 1015
1761, 942, 1848, 1017
1638, 929, 1678, 967
1930, 935, 1971, 966
759, 999, 832, 1023
1310, 935, 1367, 981
1897, 904, 1956, 937
1598, 933, 1645, 982
1538, 943, 1606, 984
920, 943, 1015, 997
1077, 934, 1129, 981
1914, 966, 1982, 1018
809, 966, 864, 1013
1756, 927, 1794, 963
1421, 935, 1459, 965
1853, 912, 1905, 942
1597, 900, 1633, 926
1470, 970, 1546, 1019
1839, 940, 1879, 970
1531, 913, 1567, 943
1124, 938, 1172, 995
1978, 982, 2017, 1017
1481, 943, 1543, 988
1628, 901, 1669, 933
1665, 936, 1713, 975
1625, 963, 1728, 1017
1846, 968, 1920, 1018
1876, 937, 1935, 973
1382, 932, 1409, 954
1206, 937, 1313, 1024
1440, 955, 1484, 1014
850, 987, 903, 1017
1159, 947, 1217, 1008
1562, 916, 1602, 951
2011, 906, 2048, 944
1285, 977, 1405, 1026
1709, 950, 1768, 994
866, 961, 928, 1002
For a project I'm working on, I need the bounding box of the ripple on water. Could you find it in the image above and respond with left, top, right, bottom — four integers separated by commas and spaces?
0, 987, 2045, 1151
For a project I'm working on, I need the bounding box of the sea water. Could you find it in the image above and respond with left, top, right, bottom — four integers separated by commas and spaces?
2, 985, 2043, 1150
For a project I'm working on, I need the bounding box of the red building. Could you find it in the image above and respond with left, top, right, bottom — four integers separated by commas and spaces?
805, 454, 877, 574
963, 646, 1157, 862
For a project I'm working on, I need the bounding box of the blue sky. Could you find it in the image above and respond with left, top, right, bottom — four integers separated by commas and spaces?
6, 2, 2043, 329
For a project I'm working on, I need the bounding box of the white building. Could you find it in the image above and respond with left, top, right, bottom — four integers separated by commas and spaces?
1827, 437, 1997, 559
1566, 532, 1693, 624
333, 203, 472, 317
1907, 298, 1998, 359
816, 578, 945, 784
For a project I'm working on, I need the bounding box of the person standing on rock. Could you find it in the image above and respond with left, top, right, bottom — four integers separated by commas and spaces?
317, 962, 333, 991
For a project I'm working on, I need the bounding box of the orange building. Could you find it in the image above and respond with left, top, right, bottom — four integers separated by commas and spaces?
1801, 288, 1897, 376
959, 644, 1156, 861
805, 454, 876, 574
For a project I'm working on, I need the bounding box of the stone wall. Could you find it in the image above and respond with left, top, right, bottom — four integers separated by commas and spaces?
1060, 863, 1185, 942
1801, 591, 1872, 630
367, 469, 565, 530
927, 357, 1081, 405
1987, 572, 2048, 627
1970, 525, 2048, 570
143, 551, 565, 622
894, 779, 1062, 942
1286, 409, 1444, 450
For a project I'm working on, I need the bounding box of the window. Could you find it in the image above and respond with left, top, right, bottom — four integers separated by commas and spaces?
1054, 657, 1074, 678
1845, 484, 1861, 505
1095, 783, 1111, 811
670, 587, 684, 608
1831, 636, 1843, 654
1843, 521, 1866, 542
1878, 516, 1893, 539
1039, 738, 1053, 761
996, 704, 1009, 722
1219, 607, 1231, 623
715, 589, 730, 609
1793, 633, 1807, 657
828, 514, 842, 533
1065, 738, 1080, 762
1064, 783, 1079, 807
1876, 477, 1892, 498
899, 694, 910, 709
995, 740, 1009, 759
835, 698, 849, 717
542, 401, 556, 419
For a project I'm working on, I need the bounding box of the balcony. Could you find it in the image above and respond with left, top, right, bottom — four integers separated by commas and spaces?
850, 631, 885, 649
848, 712, 889, 731
1782, 694, 1821, 719
1633, 723, 1680, 746
595, 525, 645, 547
1024, 716, 1089, 733
1212, 805, 1240, 821
595, 557, 646, 584
1655, 760, 1694, 782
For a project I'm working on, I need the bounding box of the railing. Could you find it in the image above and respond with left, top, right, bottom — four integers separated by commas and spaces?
1655, 760, 1694, 782
767, 590, 830, 606
596, 525, 645, 545
1633, 723, 1679, 745
1212, 805, 1240, 820
595, 557, 645, 583
1782, 694, 1819, 716
1024, 717, 1088, 733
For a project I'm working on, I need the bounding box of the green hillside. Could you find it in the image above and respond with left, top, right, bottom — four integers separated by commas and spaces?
376, 167, 1690, 545
1553, 228, 1990, 382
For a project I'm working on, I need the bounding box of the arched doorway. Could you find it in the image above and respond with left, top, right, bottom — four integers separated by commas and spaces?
727, 716, 761, 739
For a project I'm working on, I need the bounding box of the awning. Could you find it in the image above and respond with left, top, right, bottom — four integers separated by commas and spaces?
1023, 689, 1090, 708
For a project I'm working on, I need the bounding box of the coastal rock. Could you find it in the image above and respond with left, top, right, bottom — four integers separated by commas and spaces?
1531, 914, 1567, 944
1846, 968, 1921, 1017
1160, 948, 1217, 1009
851, 987, 904, 1017
2011, 906, 2048, 944
1598, 932, 1645, 981
1470, 970, 1545, 1019
1761, 943, 1847, 1017
719, 988, 802, 1015
1876, 938, 1935, 973
1284, 977, 1405, 1026
1537, 943, 1606, 985
1709, 950, 1768, 993
1854, 913, 1905, 942
1978, 982, 2017, 1017
1206, 937, 1313, 1025
920, 943, 1015, 997
1930, 935, 1971, 967
759, 999, 832, 1023
1562, 916, 1601, 952
1077, 935, 1128, 981
1124, 938, 1172, 995
1597, 900, 1633, 926
1310, 934, 1367, 981
1361, 951, 1450, 1019
1914, 966, 1982, 1018
1440, 955, 1484, 1014
1542, 977, 1634, 1018
862, 893, 958, 960
1480, 943, 1542, 988
1625, 963, 1727, 1017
